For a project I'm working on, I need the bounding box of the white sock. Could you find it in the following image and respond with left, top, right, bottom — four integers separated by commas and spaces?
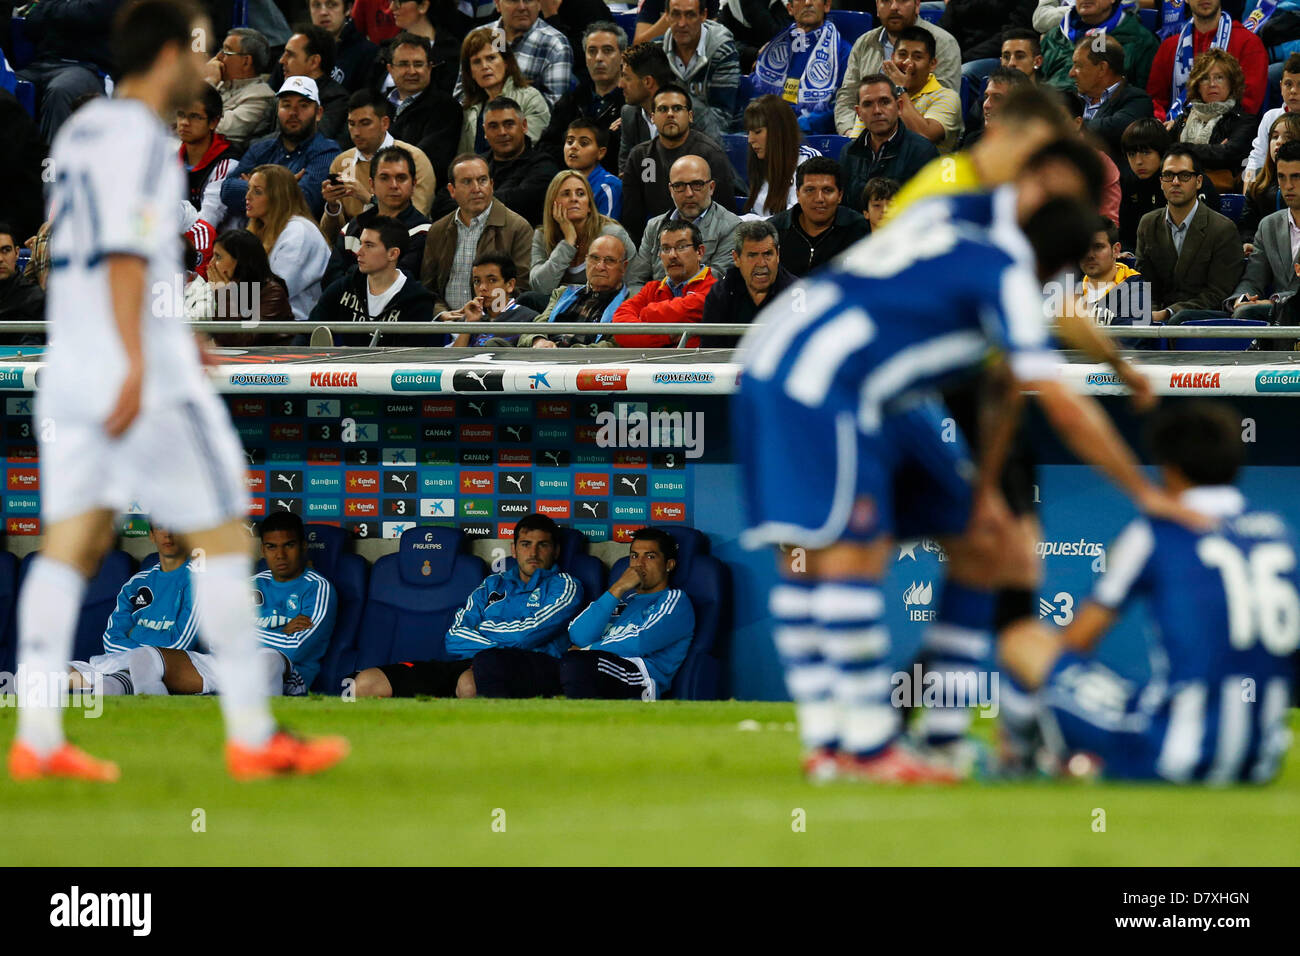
15, 557, 87, 756
193, 553, 274, 747
97, 671, 132, 695
126, 647, 168, 695
258, 648, 286, 698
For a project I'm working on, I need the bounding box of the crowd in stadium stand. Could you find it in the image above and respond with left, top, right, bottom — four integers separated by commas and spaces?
5, 0, 1300, 344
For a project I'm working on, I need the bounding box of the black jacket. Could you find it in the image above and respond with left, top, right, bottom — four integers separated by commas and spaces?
768, 204, 870, 277
840, 124, 939, 211
310, 265, 437, 346
486, 142, 562, 227
0, 88, 47, 242
324, 201, 431, 289
1171, 104, 1257, 176
389, 86, 465, 199
940, 0, 1035, 62
622, 129, 740, 245
540, 78, 625, 175
24, 0, 123, 70
617, 104, 654, 178
0, 274, 45, 345
544, 0, 614, 82
1083, 81, 1155, 162
1241, 183, 1283, 243
335, 20, 380, 93
700, 264, 799, 344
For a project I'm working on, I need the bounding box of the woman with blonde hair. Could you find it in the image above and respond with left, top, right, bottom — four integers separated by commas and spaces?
741, 94, 820, 219
1168, 49, 1255, 190
1240, 111, 1300, 245
244, 164, 332, 322
456, 27, 550, 155
529, 170, 635, 298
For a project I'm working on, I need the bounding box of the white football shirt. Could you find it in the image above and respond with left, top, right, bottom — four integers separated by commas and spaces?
44, 97, 207, 421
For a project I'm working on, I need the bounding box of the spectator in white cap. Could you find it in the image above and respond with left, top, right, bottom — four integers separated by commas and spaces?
220, 75, 342, 222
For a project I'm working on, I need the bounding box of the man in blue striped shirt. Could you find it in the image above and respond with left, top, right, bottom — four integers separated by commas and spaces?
474, 527, 695, 699
999, 402, 1297, 783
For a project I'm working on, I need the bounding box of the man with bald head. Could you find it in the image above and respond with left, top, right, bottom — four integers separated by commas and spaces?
621, 83, 739, 246
519, 234, 632, 347
626, 154, 741, 290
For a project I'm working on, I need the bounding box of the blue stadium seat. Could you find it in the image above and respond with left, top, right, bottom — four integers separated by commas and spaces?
804, 133, 850, 158
1169, 317, 1268, 351
609, 527, 730, 700
918, 4, 944, 25
1138, 7, 1158, 31
613, 10, 638, 41
354, 527, 487, 670
301, 523, 368, 693
18, 550, 135, 663
7, 17, 36, 70
737, 72, 757, 108
826, 9, 874, 45
553, 526, 607, 605
0, 552, 20, 674
1219, 193, 1247, 222
722, 133, 750, 182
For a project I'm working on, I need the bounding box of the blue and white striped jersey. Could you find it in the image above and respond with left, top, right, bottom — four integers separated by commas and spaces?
737, 199, 1057, 432
253, 569, 337, 691
101, 562, 199, 654
568, 588, 696, 693
1086, 486, 1298, 783
445, 562, 584, 659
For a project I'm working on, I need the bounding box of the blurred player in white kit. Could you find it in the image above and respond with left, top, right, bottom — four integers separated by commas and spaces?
7, 0, 347, 782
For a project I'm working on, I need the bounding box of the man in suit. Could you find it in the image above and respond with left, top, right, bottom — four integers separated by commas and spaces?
1136, 145, 1242, 324
1070, 34, 1153, 165
1223, 142, 1300, 331
420, 154, 533, 316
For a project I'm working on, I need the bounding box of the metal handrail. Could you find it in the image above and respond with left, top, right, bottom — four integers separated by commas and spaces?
0, 321, 752, 337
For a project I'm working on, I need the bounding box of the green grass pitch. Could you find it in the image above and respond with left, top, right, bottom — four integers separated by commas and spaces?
1, 698, 1297, 866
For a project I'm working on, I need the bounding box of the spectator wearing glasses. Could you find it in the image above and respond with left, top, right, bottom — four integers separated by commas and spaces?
529, 170, 634, 298
626, 154, 741, 290
386, 33, 466, 192
177, 86, 241, 232
206, 27, 277, 150
386, 0, 462, 94
1135, 145, 1242, 325
1118, 117, 1220, 252
621, 84, 740, 246
1166, 49, 1255, 192
616, 42, 676, 176
519, 234, 631, 348
456, 0, 574, 107
612, 219, 718, 347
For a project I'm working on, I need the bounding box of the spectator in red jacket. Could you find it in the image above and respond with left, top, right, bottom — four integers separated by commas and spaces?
1146, 0, 1267, 122
611, 219, 716, 347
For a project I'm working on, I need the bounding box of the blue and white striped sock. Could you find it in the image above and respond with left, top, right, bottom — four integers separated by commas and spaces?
816, 581, 896, 758
918, 581, 995, 746
771, 580, 838, 753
